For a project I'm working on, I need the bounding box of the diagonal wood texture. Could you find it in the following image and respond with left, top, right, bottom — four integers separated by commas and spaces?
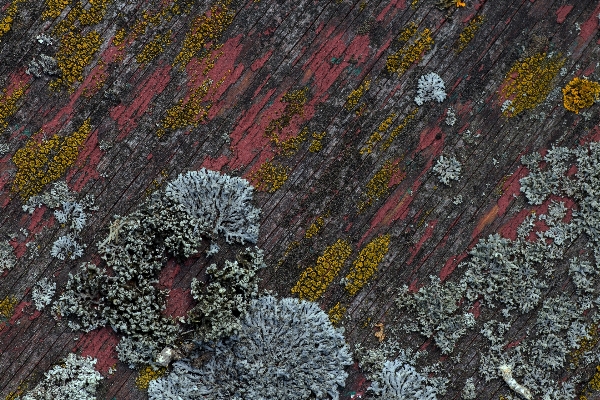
1, 0, 600, 398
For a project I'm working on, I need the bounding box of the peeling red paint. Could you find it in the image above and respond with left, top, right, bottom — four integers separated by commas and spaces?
439, 252, 467, 281
556, 5, 574, 23
110, 64, 172, 141
251, 50, 273, 71
28, 205, 53, 235
376, 0, 407, 22
406, 220, 438, 265
579, 2, 600, 43
499, 209, 531, 241
580, 125, 600, 145
164, 288, 194, 318
66, 128, 103, 191
8, 300, 32, 324
74, 327, 120, 374
469, 301, 481, 318
200, 155, 229, 171
158, 261, 181, 289
415, 125, 444, 156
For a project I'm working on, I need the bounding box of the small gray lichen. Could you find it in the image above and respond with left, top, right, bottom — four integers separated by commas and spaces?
17, 353, 102, 400
50, 234, 85, 260
433, 155, 461, 185
414, 72, 446, 106
149, 296, 352, 400
0, 240, 16, 272
32, 277, 56, 310
461, 377, 476, 399
368, 360, 438, 399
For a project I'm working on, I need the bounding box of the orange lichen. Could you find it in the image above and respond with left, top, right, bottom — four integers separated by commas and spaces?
345, 234, 390, 295
305, 216, 325, 239
249, 160, 289, 193
499, 52, 565, 117
345, 79, 370, 111
50, 30, 102, 91
358, 160, 402, 210
562, 77, 600, 114
291, 239, 352, 301
173, 0, 234, 70
12, 119, 92, 199
264, 88, 309, 146
374, 323, 385, 342
386, 28, 433, 75
328, 302, 346, 325
0, 83, 27, 130
135, 365, 167, 390
136, 31, 172, 65
456, 15, 484, 53
0, 0, 25, 40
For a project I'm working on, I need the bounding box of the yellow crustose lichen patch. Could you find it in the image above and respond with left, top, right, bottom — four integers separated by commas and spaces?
327, 302, 346, 325
381, 108, 418, 151
345, 79, 370, 111
345, 234, 390, 295
0, 296, 17, 320
135, 365, 167, 390
305, 216, 325, 239
456, 15, 484, 53
42, 0, 71, 19
249, 160, 289, 193
361, 113, 396, 155
308, 131, 326, 152
562, 77, 600, 114
0, 0, 25, 41
12, 119, 92, 199
0, 83, 27, 130
173, 0, 234, 70
291, 239, 352, 301
136, 31, 172, 64
500, 52, 565, 117
51, 30, 102, 91
386, 28, 433, 75
358, 159, 401, 211
264, 88, 309, 146
278, 127, 309, 156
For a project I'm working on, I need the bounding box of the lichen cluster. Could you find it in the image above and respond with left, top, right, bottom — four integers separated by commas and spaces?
361, 113, 397, 155
291, 238, 352, 301
12, 119, 91, 200
0, 0, 25, 41
499, 52, 565, 117
264, 88, 309, 146
562, 77, 600, 114
136, 31, 173, 65
386, 28, 434, 75
0, 83, 27, 130
345, 79, 371, 111
345, 234, 390, 295
249, 160, 289, 193
328, 302, 346, 325
50, 30, 102, 91
136, 365, 167, 391
0, 296, 17, 320
381, 108, 418, 151
456, 15, 484, 53
305, 215, 325, 239
358, 159, 401, 211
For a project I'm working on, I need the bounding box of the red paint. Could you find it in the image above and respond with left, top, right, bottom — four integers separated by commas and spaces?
163, 288, 194, 318
28, 205, 53, 235
66, 128, 103, 192
418, 338, 432, 351
158, 261, 181, 289
110, 64, 172, 141
439, 252, 467, 281
474, 0, 486, 10
408, 278, 421, 293
250, 50, 273, 71
415, 125, 444, 156
200, 155, 229, 171
74, 327, 120, 374
8, 300, 32, 324
580, 126, 600, 145
345, 222, 352, 231
579, 2, 600, 43
505, 338, 523, 349
101, 43, 125, 63
469, 301, 481, 318
497, 166, 528, 216
376, 0, 407, 22
556, 5, 574, 23
406, 220, 438, 265
499, 209, 531, 240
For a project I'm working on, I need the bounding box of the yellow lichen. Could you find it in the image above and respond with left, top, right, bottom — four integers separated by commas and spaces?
51, 0, 113, 36
50, 30, 102, 91
0, 296, 17, 320
361, 113, 396, 155
305, 216, 325, 239
112, 27, 126, 46
42, 0, 71, 19
570, 324, 600, 368
291, 239, 352, 301
0, 83, 27, 130
328, 302, 346, 325
249, 160, 289, 193
0, 0, 25, 41
386, 28, 433, 75
136, 31, 172, 65
264, 88, 309, 146
308, 131, 326, 152
562, 77, 600, 114
345, 234, 390, 295
358, 160, 401, 211
456, 15, 484, 53
381, 108, 418, 151
12, 119, 92, 199
4, 381, 26, 400
173, 0, 234, 70
397, 22, 418, 43
135, 365, 166, 390
279, 127, 309, 156
499, 52, 565, 117
345, 79, 370, 111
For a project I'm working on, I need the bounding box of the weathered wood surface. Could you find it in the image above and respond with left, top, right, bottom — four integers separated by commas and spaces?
0, 0, 600, 398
